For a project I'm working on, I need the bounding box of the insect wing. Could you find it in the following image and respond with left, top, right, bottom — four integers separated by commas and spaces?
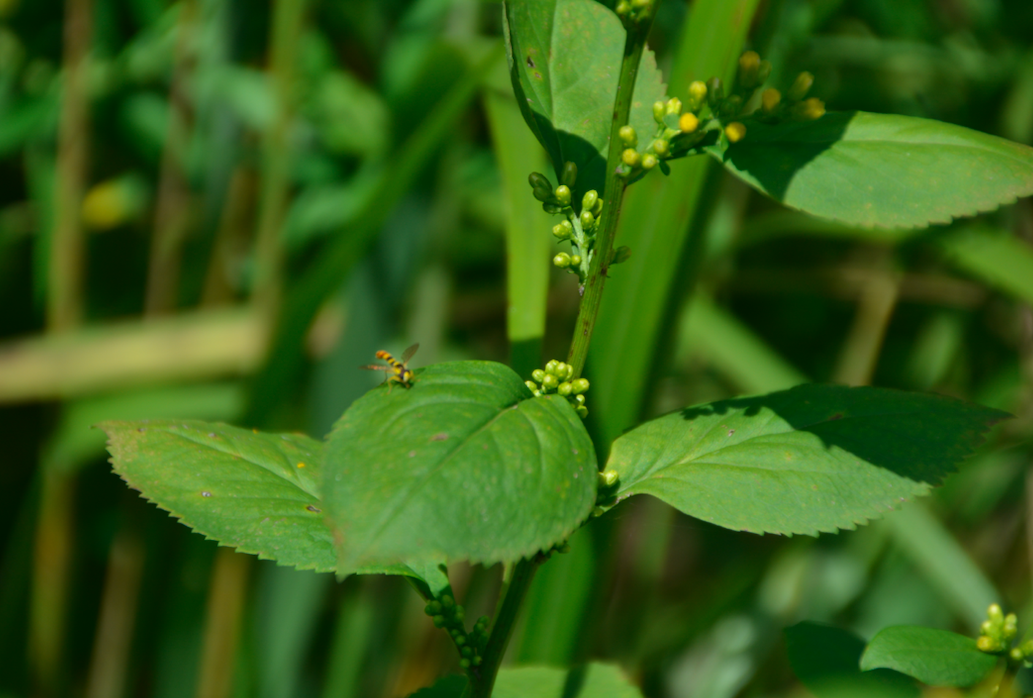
360, 364, 391, 372
400, 343, 420, 365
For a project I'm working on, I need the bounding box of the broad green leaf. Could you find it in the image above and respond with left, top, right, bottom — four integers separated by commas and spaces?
103, 420, 334, 572
502, 0, 666, 194
605, 385, 1008, 536
860, 626, 997, 687
324, 361, 597, 574
785, 622, 918, 698
102, 420, 442, 588
494, 663, 643, 698
590, 0, 761, 446
706, 111, 1033, 229
939, 227, 1033, 305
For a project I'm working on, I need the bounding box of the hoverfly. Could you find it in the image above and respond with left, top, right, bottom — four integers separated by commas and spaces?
361, 343, 419, 391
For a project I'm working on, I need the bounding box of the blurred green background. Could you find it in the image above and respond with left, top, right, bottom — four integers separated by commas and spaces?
1, 0, 1033, 696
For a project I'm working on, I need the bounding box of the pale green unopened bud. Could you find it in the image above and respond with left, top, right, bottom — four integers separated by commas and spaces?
580, 210, 595, 229
554, 185, 571, 206
737, 51, 760, 89
652, 139, 669, 156
788, 71, 814, 101
618, 124, 637, 147
761, 88, 781, 114
571, 378, 590, 394
600, 469, 619, 487
525, 380, 538, 393
652, 101, 665, 123
553, 252, 571, 268
582, 190, 598, 212
665, 97, 682, 116
569, 254, 581, 266
621, 148, 641, 167
542, 374, 559, 390
558, 381, 573, 396
688, 80, 707, 110
553, 221, 572, 239
642, 153, 657, 170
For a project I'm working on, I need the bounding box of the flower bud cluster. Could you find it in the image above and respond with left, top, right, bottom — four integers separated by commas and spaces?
615, 0, 655, 27
592, 468, 621, 516
528, 163, 603, 287
423, 594, 490, 671
977, 603, 1020, 656
525, 359, 590, 419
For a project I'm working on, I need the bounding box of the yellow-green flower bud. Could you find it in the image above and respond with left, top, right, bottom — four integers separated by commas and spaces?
553, 252, 571, 268
528, 172, 551, 191
988, 604, 1004, 623
459, 658, 471, 669
543, 203, 563, 214
532, 369, 546, 382
761, 88, 781, 114
432, 615, 446, 627
576, 405, 589, 419
1021, 639, 1033, 657
631, 0, 651, 8
642, 153, 657, 170
981, 620, 993, 635
652, 139, 669, 156
652, 100, 665, 123
561, 161, 577, 188
665, 97, 682, 116
554, 185, 571, 206
600, 469, 619, 487
580, 210, 595, 228
592, 197, 603, 216
533, 186, 553, 203
1004, 614, 1018, 640
977, 636, 997, 653
619, 124, 637, 147
582, 190, 598, 212
621, 148, 641, 167
542, 374, 559, 390
425, 601, 442, 615
575, 394, 586, 406
558, 381, 573, 396
679, 112, 699, 133
1012, 648, 1024, 662
563, 364, 574, 380
553, 220, 573, 239
570, 254, 581, 266
788, 71, 814, 101
790, 97, 825, 121
615, 0, 630, 15
688, 80, 707, 109
572, 378, 590, 394
725, 122, 747, 143
525, 380, 538, 392
545, 359, 559, 373
737, 50, 760, 89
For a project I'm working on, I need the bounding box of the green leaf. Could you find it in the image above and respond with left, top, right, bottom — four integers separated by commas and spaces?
785, 622, 919, 698
706, 111, 1033, 229
939, 226, 1033, 306
405, 675, 467, 698
102, 420, 335, 572
493, 663, 643, 698
860, 626, 997, 687
605, 385, 1008, 536
324, 361, 597, 574
101, 420, 442, 588
502, 0, 666, 194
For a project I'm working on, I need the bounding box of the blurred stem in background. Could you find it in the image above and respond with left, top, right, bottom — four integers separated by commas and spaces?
31, 0, 95, 693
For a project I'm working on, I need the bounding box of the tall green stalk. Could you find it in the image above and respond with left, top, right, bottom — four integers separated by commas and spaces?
465, 8, 659, 696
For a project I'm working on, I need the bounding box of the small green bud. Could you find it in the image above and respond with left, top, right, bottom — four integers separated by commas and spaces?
432, 615, 446, 627
455, 635, 466, 646
665, 97, 682, 116
600, 469, 619, 487
652, 139, 669, 156
737, 50, 760, 89
553, 252, 571, 268
543, 203, 563, 214
688, 80, 707, 110
790, 97, 825, 121
558, 381, 573, 396
564, 364, 574, 380
528, 172, 552, 191
441, 595, 454, 608
450, 628, 461, 637
1012, 647, 1024, 662
787, 71, 814, 101
572, 378, 590, 394
593, 506, 605, 517
642, 153, 657, 170
554, 362, 570, 377
561, 161, 578, 188
615, 0, 630, 15
459, 658, 471, 669
621, 148, 641, 168
631, 0, 651, 8
461, 646, 473, 657
425, 601, 442, 615
525, 380, 538, 393
575, 394, 586, 406
610, 245, 632, 265
988, 604, 1004, 624
580, 210, 595, 229
981, 620, 993, 635
592, 197, 603, 216
977, 635, 998, 653
652, 100, 665, 123
545, 360, 559, 373
532, 369, 546, 383
533, 187, 553, 203
473, 656, 482, 666
554, 185, 571, 206
582, 190, 598, 212
542, 374, 559, 390
761, 88, 781, 114
569, 254, 581, 266
618, 124, 637, 147
553, 221, 572, 239
576, 405, 588, 418
724, 95, 743, 115
1021, 639, 1033, 657
706, 77, 724, 106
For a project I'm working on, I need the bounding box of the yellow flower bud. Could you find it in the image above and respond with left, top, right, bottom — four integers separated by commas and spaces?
652, 100, 665, 123
652, 139, 669, 156
977, 636, 998, 653
618, 124, 637, 147
688, 80, 707, 109
600, 469, 619, 487
790, 97, 825, 121
678, 112, 699, 133
761, 88, 782, 114
725, 122, 747, 143
738, 50, 761, 89
665, 97, 682, 116
788, 71, 814, 101
641, 153, 657, 170
621, 148, 640, 167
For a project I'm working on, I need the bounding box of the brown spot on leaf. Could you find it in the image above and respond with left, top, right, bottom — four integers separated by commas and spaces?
829, 412, 844, 420
431, 433, 449, 442
306, 505, 321, 513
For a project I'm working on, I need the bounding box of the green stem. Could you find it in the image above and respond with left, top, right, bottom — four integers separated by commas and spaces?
466, 10, 659, 698
566, 21, 652, 378
466, 556, 541, 698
